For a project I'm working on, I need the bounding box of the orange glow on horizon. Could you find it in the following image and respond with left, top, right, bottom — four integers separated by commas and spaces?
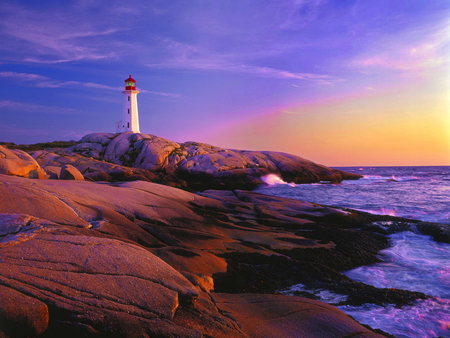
204, 80, 450, 166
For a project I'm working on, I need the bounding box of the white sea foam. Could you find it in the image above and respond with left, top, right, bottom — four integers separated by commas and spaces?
345, 232, 450, 298
339, 298, 450, 338
340, 232, 450, 337
279, 283, 348, 304
261, 174, 296, 187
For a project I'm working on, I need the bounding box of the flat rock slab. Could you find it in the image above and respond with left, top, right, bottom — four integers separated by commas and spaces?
0, 232, 199, 337
212, 293, 385, 338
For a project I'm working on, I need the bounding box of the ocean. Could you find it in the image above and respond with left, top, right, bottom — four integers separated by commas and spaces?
255, 166, 450, 338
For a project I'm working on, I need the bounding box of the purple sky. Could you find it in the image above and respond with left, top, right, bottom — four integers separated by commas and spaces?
0, 0, 449, 165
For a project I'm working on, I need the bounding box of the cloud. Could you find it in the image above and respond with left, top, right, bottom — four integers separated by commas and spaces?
0, 122, 93, 141
353, 23, 449, 73
0, 100, 78, 115
0, 71, 50, 81
0, 123, 51, 136
148, 55, 335, 84
0, 71, 180, 97
139, 89, 181, 98
0, 2, 130, 63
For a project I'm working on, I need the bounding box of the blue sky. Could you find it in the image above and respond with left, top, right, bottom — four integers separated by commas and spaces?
0, 0, 449, 165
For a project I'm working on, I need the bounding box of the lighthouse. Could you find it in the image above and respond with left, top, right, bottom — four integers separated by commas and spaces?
116, 75, 140, 133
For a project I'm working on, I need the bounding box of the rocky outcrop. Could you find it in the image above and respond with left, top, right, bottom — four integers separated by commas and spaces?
0, 145, 46, 179
30, 132, 361, 190
60, 164, 84, 180
0, 173, 404, 338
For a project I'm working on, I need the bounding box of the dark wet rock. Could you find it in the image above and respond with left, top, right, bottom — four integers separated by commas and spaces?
413, 221, 450, 243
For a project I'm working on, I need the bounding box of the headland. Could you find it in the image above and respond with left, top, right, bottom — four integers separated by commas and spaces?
1, 133, 446, 337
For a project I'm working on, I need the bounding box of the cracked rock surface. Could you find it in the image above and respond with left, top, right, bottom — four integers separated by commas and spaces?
0, 174, 396, 337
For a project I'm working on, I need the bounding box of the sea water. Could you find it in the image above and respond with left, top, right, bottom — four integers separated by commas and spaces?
255, 166, 450, 338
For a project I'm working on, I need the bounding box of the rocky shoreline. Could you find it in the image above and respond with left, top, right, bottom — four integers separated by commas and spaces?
26, 132, 362, 191
0, 134, 445, 337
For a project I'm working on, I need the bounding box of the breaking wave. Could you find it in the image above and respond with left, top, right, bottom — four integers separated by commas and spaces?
340, 232, 450, 338
261, 174, 296, 187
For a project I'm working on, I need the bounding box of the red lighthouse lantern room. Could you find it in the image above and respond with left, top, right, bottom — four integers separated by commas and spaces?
124, 75, 136, 90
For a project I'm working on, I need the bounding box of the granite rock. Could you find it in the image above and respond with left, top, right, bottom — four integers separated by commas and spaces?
32, 132, 361, 189
0, 145, 46, 179
212, 293, 384, 338
60, 164, 85, 180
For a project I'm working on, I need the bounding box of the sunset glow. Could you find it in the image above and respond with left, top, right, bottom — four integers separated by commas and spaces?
0, 0, 448, 166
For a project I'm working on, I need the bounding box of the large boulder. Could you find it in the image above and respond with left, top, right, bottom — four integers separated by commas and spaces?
0, 145, 46, 179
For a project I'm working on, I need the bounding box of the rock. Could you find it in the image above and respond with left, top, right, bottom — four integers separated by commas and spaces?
103, 132, 133, 163
134, 135, 180, 171
69, 142, 104, 158
83, 170, 112, 182
0, 285, 49, 337
80, 132, 116, 145
44, 165, 61, 179
0, 233, 200, 337
153, 247, 228, 292
41, 132, 362, 189
211, 293, 385, 338
0, 180, 91, 228
0, 214, 59, 247
60, 164, 84, 180
0, 146, 46, 179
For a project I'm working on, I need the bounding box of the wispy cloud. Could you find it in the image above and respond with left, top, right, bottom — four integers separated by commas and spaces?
0, 123, 92, 140
0, 100, 78, 115
353, 23, 450, 73
0, 2, 130, 64
147, 48, 335, 84
0, 71, 50, 82
0, 123, 51, 136
0, 72, 180, 97
139, 89, 181, 98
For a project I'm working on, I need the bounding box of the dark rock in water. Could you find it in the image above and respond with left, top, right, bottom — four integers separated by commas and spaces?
414, 221, 450, 243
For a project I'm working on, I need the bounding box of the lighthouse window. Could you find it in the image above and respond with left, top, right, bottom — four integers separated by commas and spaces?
127, 109, 130, 114
128, 96, 130, 101
127, 122, 130, 128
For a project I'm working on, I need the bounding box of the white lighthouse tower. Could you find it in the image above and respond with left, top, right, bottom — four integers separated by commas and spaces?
116, 75, 140, 133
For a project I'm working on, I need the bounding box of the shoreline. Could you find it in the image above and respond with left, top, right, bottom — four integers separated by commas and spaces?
1, 173, 447, 337
1, 136, 447, 337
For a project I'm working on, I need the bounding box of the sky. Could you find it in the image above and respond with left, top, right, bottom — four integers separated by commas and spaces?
0, 0, 449, 166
